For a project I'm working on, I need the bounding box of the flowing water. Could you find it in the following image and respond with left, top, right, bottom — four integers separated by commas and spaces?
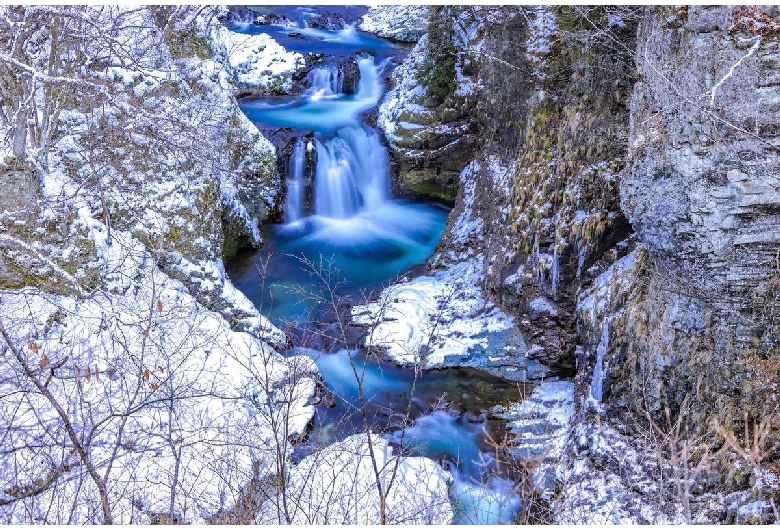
230, 53, 449, 324
299, 349, 529, 525
225, 11, 526, 524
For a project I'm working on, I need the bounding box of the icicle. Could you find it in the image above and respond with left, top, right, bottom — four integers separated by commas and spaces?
551, 245, 559, 301
534, 233, 541, 285
576, 235, 587, 278
589, 321, 609, 402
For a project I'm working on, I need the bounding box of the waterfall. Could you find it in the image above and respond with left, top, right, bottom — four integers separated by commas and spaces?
276, 55, 389, 221
285, 138, 306, 223
354, 55, 382, 102
313, 126, 389, 219
306, 66, 343, 101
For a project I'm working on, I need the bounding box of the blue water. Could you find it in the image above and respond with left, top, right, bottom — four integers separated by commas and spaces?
227, 201, 448, 324
226, 6, 400, 61
229, 53, 449, 324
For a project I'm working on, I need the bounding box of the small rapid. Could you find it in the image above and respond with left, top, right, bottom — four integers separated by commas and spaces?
302, 349, 526, 525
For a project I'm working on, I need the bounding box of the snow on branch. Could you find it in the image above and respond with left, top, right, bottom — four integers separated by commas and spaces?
0, 52, 109, 94
708, 35, 761, 107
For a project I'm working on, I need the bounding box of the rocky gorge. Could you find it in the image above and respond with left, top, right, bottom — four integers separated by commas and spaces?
0, 4, 778, 525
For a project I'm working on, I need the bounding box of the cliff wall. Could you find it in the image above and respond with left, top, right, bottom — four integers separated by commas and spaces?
378, 5, 780, 522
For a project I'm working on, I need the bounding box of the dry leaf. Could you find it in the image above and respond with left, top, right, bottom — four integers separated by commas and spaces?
86, 366, 92, 381
142, 329, 148, 337
39, 355, 50, 369
29, 343, 38, 353
150, 383, 159, 391
157, 299, 163, 312
143, 369, 150, 380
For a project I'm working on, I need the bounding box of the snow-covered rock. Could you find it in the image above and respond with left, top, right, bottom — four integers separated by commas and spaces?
351, 157, 539, 379
0, 253, 316, 524
376, 8, 481, 203
0, 6, 313, 523
208, 24, 305, 92
256, 433, 453, 524
358, 6, 430, 43
352, 257, 515, 368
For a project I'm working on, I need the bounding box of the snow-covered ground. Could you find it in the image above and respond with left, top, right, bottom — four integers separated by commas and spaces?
0, 242, 317, 523
257, 433, 453, 525
554, 421, 687, 525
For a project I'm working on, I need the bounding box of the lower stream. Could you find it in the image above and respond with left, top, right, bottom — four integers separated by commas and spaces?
225, 10, 529, 524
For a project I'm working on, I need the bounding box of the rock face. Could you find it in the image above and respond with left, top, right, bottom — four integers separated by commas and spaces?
592, 6, 780, 428
378, 5, 780, 522
421, 7, 638, 373
626, 6, 780, 314
0, 6, 285, 341
378, 7, 480, 204
568, 7, 780, 523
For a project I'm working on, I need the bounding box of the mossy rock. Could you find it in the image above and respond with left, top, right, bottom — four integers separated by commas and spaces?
399, 169, 458, 204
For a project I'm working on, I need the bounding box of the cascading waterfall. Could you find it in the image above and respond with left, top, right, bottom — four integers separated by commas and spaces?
313, 126, 388, 219
284, 138, 306, 223
228, 16, 521, 525
293, 55, 389, 222
353, 55, 382, 102
305, 66, 343, 100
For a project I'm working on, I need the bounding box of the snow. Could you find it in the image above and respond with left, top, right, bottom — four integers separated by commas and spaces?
489, 381, 576, 509
607, 14, 626, 28
452, 160, 485, 245
530, 297, 558, 316
0, 271, 316, 523
358, 6, 429, 43
524, 6, 557, 78
352, 257, 515, 367
377, 34, 432, 144
208, 25, 304, 91
555, 422, 686, 525
256, 433, 453, 525
578, 250, 639, 318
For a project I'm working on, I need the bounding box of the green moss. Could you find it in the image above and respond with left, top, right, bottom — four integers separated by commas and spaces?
403, 177, 457, 205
